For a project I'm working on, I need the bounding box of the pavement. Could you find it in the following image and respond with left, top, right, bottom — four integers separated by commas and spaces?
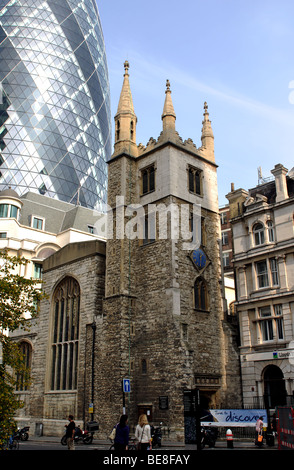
28, 434, 279, 450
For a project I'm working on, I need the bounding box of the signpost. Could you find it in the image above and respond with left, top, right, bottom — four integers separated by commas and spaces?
122, 379, 131, 414
193, 388, 202, 451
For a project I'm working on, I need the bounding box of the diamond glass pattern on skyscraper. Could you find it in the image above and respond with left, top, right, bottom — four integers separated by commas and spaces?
0, 0, 111, 210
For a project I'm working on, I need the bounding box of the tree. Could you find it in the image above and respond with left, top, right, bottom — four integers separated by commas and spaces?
0, 250, 45, 445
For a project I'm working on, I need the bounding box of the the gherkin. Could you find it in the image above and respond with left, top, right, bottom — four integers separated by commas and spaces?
0, 0, 111, 210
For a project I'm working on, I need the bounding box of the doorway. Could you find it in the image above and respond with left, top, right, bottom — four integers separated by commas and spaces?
137, 405, 153, 422
263, 365, 287, 408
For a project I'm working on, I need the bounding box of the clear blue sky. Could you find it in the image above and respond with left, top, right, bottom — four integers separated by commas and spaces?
98, 0, 294, 206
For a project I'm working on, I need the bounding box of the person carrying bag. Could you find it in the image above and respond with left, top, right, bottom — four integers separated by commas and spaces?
135, 414, 152, 451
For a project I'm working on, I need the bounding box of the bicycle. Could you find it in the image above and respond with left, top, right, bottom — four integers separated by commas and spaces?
0, 435, 19, 450
128, 438, 137, 450
8, 434, 20, 450
109, 438, 137, 450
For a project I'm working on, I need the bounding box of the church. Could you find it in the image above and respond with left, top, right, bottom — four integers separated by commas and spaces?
13, 62, 242, 442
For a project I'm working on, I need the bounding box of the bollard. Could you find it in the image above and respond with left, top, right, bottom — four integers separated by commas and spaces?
226, 428, 233, 448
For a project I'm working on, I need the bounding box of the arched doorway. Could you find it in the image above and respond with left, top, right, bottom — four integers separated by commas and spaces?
263, 365, 287, 408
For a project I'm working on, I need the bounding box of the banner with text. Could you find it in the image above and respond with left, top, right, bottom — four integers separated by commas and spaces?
202, 409, 268, 427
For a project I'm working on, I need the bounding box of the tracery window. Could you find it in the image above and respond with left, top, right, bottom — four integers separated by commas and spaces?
16, 341, 32, 391
188, 166, 202, 195
142, 165, 155, 194
194, 277, 209, 311
50, 277, 80, 391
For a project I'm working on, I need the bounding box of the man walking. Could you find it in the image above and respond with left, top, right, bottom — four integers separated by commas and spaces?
66, 415, 76, 450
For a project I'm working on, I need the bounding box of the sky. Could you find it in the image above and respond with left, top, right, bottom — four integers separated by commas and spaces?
98, 0, 294, 206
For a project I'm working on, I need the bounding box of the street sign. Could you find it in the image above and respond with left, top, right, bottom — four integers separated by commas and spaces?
123, 378, 131, 393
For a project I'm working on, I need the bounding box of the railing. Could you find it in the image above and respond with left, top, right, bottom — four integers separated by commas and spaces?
252, 395, 294, 409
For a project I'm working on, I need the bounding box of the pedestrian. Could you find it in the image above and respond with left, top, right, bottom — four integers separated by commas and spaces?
271, 413, 277, 435
135, 414, 152, 451
114, 414, 129, 451
65, 414, 76, 450
255, 416, 263, 445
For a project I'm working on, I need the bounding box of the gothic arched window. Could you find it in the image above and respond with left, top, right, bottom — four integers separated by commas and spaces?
16, 341, 32, 391
50, 277, 80, 391
194, 277, 209, 311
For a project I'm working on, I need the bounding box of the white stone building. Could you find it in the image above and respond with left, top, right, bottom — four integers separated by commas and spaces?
0, 187, 104, 284
226, 164, 294, 409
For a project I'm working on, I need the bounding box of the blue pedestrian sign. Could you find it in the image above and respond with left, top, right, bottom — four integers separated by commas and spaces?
123, 378, 131, 393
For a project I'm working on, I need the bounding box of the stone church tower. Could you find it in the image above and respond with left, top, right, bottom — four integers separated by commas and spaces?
14, 61, 241, 442
97, 61, 242, 441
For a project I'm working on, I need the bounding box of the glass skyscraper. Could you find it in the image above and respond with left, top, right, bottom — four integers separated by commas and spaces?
0, 0, 111, 210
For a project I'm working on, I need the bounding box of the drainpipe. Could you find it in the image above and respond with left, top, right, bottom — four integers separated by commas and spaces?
91, 317, 96, 422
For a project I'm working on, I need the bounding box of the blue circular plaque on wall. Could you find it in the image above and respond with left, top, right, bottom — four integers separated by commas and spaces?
192, 249, 207, 269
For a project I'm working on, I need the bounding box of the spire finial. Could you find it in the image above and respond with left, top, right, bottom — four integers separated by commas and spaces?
162, 79, 176, 132
124, 60, 129, 75
201, 101, 214, 161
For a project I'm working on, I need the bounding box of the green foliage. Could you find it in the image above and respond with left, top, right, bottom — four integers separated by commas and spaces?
0, 250, 46, 446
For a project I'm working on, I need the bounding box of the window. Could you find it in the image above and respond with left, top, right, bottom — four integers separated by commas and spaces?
258, 305, 284, 343
141, 165, 155, 195
0, 204, 8, 217
221, 231, 229, 246
16, 342, 32, 391
267, 221, 275, 242
270, 258, 279, 286
142, 165, 155, 194
0, 204, 19, 219
0, 232, 7, 238
256, 260, 269, 288
39, 183, 47, 195
194, 277, 209, 311
223, 252, 230, 267
10, 205, 18, 218
141, 359, 147, 374
130, 120, 134, 140
253, 223, 264, 245
188, 167, 202, 195
116, 120, 120, 140
32, 216, 44, 230
34, 263, 43, 280
274, 305, 284, 340
88, 225, 94, 234
259, 306, 273, 341
220, 212, 227, 225
50, 277, 80, 391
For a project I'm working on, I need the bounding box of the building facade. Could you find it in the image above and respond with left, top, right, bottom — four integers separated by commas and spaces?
19, 62, 242, 442
219, 202, 235, 316
0, 0, 111, 210
0, 187, 104, 277
227, 165, 294, 409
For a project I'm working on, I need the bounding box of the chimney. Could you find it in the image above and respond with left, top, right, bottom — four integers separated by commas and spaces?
271, 164, 289, 203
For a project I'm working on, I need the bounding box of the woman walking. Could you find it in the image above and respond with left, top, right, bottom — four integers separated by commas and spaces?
114, 414, 129, 451
135, 414, 152, 451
